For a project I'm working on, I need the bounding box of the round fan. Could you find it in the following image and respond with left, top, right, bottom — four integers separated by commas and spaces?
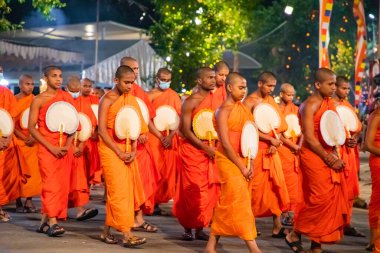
336, 105, 359, 133
284, 114, 301, 139
241, 121, 259, 159
0, 108, 14, 137
115, 106, 141, 141
91, 104, 98, 123
136, 97, 149, 125
253, 103, 281, 134
153, 105, 180, 132
77, 113, 92, 142
192, 109, 218, 144
20, 108, 30, 130
320, 110, 346, 147
45, 101, 79, 135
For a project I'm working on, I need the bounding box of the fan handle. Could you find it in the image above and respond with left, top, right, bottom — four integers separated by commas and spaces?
270, 124, 279, 139
74, 131, 78, 147
59, 123, 63, 147
0, 129, 3, 154
207, 131, 212, 147
126, 129, 131, 153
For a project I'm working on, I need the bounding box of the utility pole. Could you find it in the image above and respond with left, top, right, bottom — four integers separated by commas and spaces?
95, 0, 100, 82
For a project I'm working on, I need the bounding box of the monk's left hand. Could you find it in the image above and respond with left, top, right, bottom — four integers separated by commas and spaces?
138, 134, 148, 144
345, 137, 357, 148
74, 143, 84, 157
160, 136, 172, 149
266, 145, 277, 154
0, 137, 11, 150
241, 167, 253, 181
124, 151, 136, 163
25, 136, 35, 147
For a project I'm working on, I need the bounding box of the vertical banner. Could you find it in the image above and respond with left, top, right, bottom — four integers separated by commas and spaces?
319, 0, 333, 68
353, 0, 367, 110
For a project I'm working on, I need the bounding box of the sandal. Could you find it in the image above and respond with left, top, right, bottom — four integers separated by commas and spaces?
182, 231, 194, 241
272, 227, 290, 238
121, 236, 146, 247
195, 231, 209, 241
47, 224, 65, 237
36, 222, 50, 234
100, 233, 118, 244
132, 221, 158, 233
24, 206, 38, 213
365, 243, 374, 251
0, 211, 10, 222
76, 208, 98, 221
285, 237, 306, 253
343, 226, 365, 237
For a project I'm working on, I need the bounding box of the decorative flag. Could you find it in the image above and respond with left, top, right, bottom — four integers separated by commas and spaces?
319, 0, 333, 68
353, 0, 367, 109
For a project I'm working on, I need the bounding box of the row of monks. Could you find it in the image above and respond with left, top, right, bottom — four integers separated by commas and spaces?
0, 57, 379, 252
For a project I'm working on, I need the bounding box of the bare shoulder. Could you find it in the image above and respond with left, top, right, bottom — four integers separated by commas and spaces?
215, 101, 233, 118
300, 95, 322, 115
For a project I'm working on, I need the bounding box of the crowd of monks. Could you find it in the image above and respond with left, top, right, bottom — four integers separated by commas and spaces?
0, 58, 379, 253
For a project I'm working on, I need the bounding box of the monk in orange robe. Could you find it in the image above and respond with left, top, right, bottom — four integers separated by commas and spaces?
0, 85, 29, 222
81, 78, 102, 185
173, 67, 220, 241
205, 73, 261, 253
65, 76, 98, 221
120, 56, 160, 231
212, 61, 229, 106
29, 66, 76, 237
334, 76, 365, 237
14, 74, 41, 213
365, 97, 380, 253
147, 68, 181, 211
243, 71, 290, 237
277, 83, 302, 225
98, 65, 146, 247
285, 68, 349, 253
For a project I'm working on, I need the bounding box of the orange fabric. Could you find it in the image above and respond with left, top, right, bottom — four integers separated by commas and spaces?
130, 86, 161, 214
100, 93, 145, 232
251, 95, 289, 217
213, 84, 226, 108
294, 98, 349, 244
149, 88, 181, 204
15, 94, 42, 198
278, 102, 301, 211
211, 102, 257, 240
37, 90, 74, 219
173, 92, 220, 228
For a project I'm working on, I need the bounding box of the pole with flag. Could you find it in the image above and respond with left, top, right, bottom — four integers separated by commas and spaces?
319, 0, 333, 68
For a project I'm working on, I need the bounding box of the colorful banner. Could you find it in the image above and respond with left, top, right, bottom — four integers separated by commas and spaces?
353, 0, 367, 109
318, 0, 333, 68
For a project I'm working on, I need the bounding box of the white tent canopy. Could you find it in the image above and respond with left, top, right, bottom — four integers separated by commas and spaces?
84, 40, 166, 90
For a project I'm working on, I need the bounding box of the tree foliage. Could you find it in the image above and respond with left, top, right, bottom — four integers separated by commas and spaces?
0, 0, 65, 31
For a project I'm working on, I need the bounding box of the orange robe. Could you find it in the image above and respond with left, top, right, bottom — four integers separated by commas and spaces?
82, 95, 101, 184
368, 112, 380, 252
211, 102, 257, 240
14, 94, 42, 198
294, 98, 349, 244
67, 96, 97, 208
213, 84, 226, 108
99, 93, 145, 232
131, 83, 161, 214
277, 102, 301, 212
0, 87, 29, 205
336, 99, 362, 222
251, 96, 290, 217
173, 92, 220, 229
37, 90, 74, 219
148, 88, 181, 204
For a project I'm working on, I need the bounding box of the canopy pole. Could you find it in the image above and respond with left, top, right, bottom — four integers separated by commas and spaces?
94, 0, 100, 82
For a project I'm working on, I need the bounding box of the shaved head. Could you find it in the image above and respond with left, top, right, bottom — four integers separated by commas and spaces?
120, 56, 139, 79
314, 68, 336, 83
226, 72, 245, 86
120, 56, 137, 66
280, 83, 295, 93
213, 61, 230, 72
66, 75, 81, 92
196, 67, 214, 79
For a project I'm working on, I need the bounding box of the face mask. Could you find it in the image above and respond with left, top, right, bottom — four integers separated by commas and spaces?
158, 81, 171, 90
68, 90, 80, 99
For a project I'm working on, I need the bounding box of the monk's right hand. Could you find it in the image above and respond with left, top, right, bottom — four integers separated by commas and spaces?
270, 138, 282, 147
203, 145, 215, 159
25, 136, 35, 147
323, 153, 340, 168
49, 146, 68, 158
241, 167, 253, 181
138, 134, 148, 144
331, 159, 345, 171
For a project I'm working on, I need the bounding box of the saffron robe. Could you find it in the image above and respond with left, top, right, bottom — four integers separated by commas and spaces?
294, 98, 349, 244
211, 101, 257, 240
99, 93, 145, 232
213, 84, 226, 108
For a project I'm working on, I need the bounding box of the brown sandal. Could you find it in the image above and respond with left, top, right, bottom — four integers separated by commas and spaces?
121, 236, 146, 247
132, 221, 158, 233
0, 211, 10, 222
100, 233, 118, 244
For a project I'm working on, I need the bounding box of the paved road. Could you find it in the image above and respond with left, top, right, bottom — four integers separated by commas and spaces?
0, 152, 373, 253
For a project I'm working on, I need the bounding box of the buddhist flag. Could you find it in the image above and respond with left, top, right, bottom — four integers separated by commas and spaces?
319, 0, 333, 68
353, 0, 367, 109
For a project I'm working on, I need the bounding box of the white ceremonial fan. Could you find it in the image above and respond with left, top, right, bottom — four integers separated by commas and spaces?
241, 121, 259, 175
91, 104, 98, 123
77, 113, 92, 142
192, 109, 218, 146
45, 101, 79, 147
320, 110, 346, 148
115, 105, 141, 152
253, 103, 281, 139
153, 105, 180, 135
0, 108, 14, 137
284, 114, 301, 141
336, 105, 359, 138
20, 108, 30, 130
136, 97, 149, 125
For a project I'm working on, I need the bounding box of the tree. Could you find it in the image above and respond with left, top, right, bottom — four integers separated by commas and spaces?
0, 0, 65, 31
149, 0, 258, 92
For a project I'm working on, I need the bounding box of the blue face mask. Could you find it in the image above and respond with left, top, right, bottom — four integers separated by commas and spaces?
68, 90, 80, 99
158, 81, 171, 90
